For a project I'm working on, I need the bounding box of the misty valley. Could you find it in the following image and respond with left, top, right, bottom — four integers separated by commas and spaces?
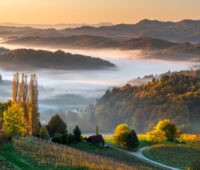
0, 43, 194, 131
0, 18, 200, 170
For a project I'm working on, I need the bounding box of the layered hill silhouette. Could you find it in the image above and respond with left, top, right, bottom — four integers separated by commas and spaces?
1, 19, 200, 42
0, 49, 116, 70
6, 36, 200, 61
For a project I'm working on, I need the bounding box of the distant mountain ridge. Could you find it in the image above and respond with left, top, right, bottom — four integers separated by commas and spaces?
1, 19, 200, 42
0, 22, 113, 29
0, 49, 116, 70
6, 35, 200, 61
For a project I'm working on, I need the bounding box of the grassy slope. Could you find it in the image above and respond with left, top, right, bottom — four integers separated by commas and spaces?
143, 144, 200, 169
70, 141, 163, 170
104, 134, 200, 169
0, 143, 39, 170
0, 143, 86, 170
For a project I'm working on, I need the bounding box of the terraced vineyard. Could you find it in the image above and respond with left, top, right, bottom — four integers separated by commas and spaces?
0, 137, 157, 170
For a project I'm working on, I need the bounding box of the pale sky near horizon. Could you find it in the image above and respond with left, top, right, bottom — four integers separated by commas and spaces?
0, 0, 199, 24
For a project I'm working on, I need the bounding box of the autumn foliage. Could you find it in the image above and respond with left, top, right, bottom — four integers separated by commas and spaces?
3, 73, 39, 136
113, 124, 139, 149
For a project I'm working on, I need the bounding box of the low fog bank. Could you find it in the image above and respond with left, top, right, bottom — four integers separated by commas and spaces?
0, 45, 197, 132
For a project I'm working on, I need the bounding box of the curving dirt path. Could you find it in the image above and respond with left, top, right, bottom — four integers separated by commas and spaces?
129, 147, 180, 170
108, 144, 181, 170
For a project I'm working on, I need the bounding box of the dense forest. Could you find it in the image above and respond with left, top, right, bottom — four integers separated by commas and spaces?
93, 70, 200, 133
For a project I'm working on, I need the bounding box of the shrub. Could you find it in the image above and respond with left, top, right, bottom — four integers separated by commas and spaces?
39, 126, 50, 140
47, 115, 67, 136
146, 130, 166, 143
113, 124, 139, 149
190, 159, 200, 170
147, 119, 179, 142
155, 119, 178, 141
52, 133, 63, 144
67, 133, 75, 144
62, 132, 68, 144
73, 126, 81, 142
0, 130, 11, 147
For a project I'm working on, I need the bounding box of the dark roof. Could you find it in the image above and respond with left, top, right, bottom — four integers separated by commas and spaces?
87, 135, 105, 145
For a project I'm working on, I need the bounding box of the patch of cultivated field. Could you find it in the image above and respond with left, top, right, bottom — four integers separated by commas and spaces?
104, 133, 200, 169
8, 137, 160, 170
70, 142, 161, 169
143, 144, 200, 169
142, 134, 200, 169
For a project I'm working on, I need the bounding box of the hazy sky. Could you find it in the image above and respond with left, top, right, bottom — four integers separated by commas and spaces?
0, 0, 199, 24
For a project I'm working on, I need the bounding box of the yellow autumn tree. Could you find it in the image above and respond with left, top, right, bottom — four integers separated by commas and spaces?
146, 119, 179, 143
11, 73, 39, 136
3, 103, 27, 136
113, 123, 139, 149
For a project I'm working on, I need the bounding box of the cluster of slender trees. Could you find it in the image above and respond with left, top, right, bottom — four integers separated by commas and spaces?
12, 73, 39, 136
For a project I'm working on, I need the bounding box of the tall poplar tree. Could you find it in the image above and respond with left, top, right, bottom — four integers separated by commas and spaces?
10, 73, 40, 136
12, 73, 19, 103
28, 74, 39, 136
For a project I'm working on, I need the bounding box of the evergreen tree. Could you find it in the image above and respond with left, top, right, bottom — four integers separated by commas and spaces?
48, 115, 67, 136
96, 125, 99, 135
67, 133, 75, 144
73, 126, 81, 142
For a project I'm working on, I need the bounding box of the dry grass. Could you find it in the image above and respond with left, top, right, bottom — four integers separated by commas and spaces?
13, 137, 154, 170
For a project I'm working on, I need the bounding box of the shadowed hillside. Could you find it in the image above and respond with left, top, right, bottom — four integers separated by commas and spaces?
6, 36, 200, 61
93, 70, 200, 133
1, 19, 200, 42
0, 49, 116, 70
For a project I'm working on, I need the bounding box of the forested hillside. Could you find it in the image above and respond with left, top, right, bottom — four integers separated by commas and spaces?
94, 70, 200, 133
0, 49, 116, 70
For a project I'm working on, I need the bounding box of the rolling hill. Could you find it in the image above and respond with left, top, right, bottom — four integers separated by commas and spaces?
6, 36, 200, 61
93, 70, 200, 133
0, 48, 116, 70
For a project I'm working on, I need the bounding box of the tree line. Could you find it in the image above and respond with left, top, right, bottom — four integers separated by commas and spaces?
93, 70, 200, 133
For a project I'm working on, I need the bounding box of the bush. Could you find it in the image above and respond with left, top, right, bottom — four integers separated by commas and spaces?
67, 133, 75, 144
47, 115, 67, 136
0, 130, 11, 147
113, 124, 139, 149
190, 159, 200, 170
39, 126, 50, 140
155, 119, 178, 141
73, 126, 81, 142
62, 132, 68, 144
147, 119, 179, 142
146, 130, 166, 143
52, 133, 63, 144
